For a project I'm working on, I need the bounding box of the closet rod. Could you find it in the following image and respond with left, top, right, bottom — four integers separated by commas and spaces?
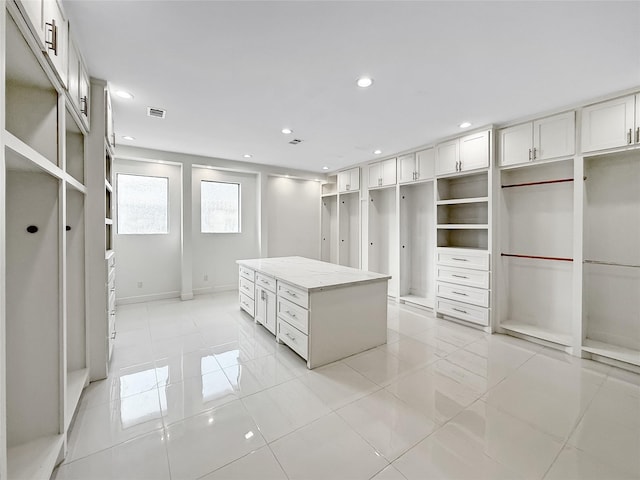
501, 178, 574, 189
501, 253, 573, 262
584, 259, 640, 268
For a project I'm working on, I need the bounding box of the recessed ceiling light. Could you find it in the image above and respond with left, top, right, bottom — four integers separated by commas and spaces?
459, 121, 472, 128
243, 154, 252, 158
281, 128, 293, 134
357, 77, 373, 88
115, 90, 134, 100
285, 174, 290, 178
122, 135, 135, 141
373, 149, 382, 155
322, 166, 329, 170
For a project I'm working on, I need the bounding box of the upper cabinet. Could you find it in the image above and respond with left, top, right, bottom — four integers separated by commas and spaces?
338, 167, 360, 193
398, 149, 434, 183
499, 111, 575, 167
436, 130, 490, 176
106, 89, 115, 147
67, 35, 90, 130
368, 158, 397, 188
581, 94, 640, 153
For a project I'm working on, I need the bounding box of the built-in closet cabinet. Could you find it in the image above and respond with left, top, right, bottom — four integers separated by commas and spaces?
320, 176, 338, 263
368, 158, 396, 188
581, 94, 640, 153
499, 111, 575, 167
398, 149, 434, 184
67, 36, 90, 130
582, 151, 640, 367
338, 167, 359, 193
338, 192, 360, 268
0, 2, 103, 477
255, 273, 277, 335
436, 130, 490, 175
368, 186, 398, 296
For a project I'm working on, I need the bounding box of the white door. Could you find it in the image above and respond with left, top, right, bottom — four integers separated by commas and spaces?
436, 139, 459, 175
368, 163, 382, 188
338, 171, 350, 192
533, 112, 575, 161
381, 158, 397, 186
581, 95, 635, 153
416, 148, 434, 181
397, 154, 416, 183
460, 130, 489, 171
499, 123, 532, 167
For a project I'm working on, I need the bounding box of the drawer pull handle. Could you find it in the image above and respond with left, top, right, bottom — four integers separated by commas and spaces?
452, 307, 468, 314
452, 291, 468, 296
286, 290, 298, 297
287, 310, 297, 318
260, 279, 269, 284
243, 285, 249, 290
452, 258, 468, 262
452, 274, 468, 279
285, 332, 296, 342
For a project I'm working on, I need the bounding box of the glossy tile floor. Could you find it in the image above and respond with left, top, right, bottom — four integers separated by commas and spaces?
54, 291, 640, 480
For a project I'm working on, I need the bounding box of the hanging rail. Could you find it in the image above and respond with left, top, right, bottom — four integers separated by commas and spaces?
584, 259, 640, 268
501, 178, 574, 189
501, 253, 573, 262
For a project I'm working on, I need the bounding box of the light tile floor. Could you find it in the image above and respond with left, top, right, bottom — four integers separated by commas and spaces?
53, 291, 640, 480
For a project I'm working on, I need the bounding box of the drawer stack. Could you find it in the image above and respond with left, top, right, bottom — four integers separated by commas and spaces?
106, 252, 117, 360
276, 281, 309, 361
255, 273, 277, 334
435, 248, 490, 327
239, 265, 255, 317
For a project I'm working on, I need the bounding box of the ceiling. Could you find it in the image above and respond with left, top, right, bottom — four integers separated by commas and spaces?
63, 1, 640, 173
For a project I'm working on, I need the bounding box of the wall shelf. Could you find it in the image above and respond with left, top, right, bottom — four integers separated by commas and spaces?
65, 368, 89, 430
436, 196, 488, 205
7, 434, 64, 480
582, 340, 640, 367
437, 224, 489, 230
501, 321, 572, 347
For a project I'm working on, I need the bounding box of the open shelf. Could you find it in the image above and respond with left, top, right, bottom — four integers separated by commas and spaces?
369, 187, 397, 296
65, 108, 85, 184
437, 171, 488, 201
399, 294, 432, 309
437, 228, 488, 249
501, 322, 572, 347
437, 224, 489, 230
321, 195, 338, 263
65, 368, 89, 429
436, 196, 488, 205
582, 340, 640, 367
7, 434, 64, 480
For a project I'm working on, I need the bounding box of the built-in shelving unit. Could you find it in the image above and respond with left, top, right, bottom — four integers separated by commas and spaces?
338, 190, 360, 269
368, 186, 398, 297
321, 175, 338, 263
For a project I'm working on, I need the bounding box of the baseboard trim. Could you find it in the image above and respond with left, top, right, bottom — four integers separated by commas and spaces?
116, 291, 181, 305
193, 284, 237, 296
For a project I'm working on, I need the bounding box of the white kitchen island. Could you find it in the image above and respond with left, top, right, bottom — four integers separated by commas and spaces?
236, 256, 390, 369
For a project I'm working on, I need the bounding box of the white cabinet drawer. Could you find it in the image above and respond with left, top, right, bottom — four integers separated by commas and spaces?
436, 282, 489, 308
240, 292, 254, 316
239, 277, 255, 299
277, 297, 309, 335
239, 266, 255, 282
278, 319, 308, 361
277, 281, 308, 309
436, 298, 488, 326
437, 249, 489, 271
256, 273, 276, 293
437, 265, 489, 289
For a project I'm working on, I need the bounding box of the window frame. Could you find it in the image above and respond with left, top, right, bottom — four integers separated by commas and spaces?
116, 173, 170, 235
200, 179, 242, 234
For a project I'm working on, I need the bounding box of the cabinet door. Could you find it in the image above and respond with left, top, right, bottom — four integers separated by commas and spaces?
416, 148, 434, 181
381, 158, 397, 186
533, 112, 575, 161
67, 39, 80, 113
255, 287, 266, 326
264, 288, 277, 335
460, 130, 489, 171
43, 0, 68, 88
17, 0, 44, 47
338, 170, 350, 192
79, 63, 91, 130
499, 123, 532, 167
581, 95, 635, 153
397, 154, 415, 183
368, 163, 382, 188
636, 94, 640, 145
436, 139, 459, 176
106, 90, 115, 147
349, 168, 360, 191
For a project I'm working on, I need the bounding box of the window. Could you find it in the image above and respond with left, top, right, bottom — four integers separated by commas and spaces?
117, 174, 169, 234
201, 181, 240, 233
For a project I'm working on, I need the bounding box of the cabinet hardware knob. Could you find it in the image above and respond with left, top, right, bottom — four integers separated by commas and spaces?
45, 19, 58, 55
66, 225, 71, 231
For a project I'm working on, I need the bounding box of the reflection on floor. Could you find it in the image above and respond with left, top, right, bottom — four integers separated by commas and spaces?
54, 291, 640, 479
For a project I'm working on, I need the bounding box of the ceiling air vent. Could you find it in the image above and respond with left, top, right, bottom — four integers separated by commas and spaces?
289, 138, 303, 145
147, 106, 166, 119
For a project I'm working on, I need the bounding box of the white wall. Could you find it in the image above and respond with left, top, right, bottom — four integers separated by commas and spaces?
267, 176, 321, 259
113, 159, 182, 302
192, 167, 259, 294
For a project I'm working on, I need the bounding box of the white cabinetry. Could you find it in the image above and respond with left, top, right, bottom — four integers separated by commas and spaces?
368, 158, 396, 188
321, 195, 338, 263
398, 149, 434, 183
581, 94, 640, 153
255, 273, 277, 335
436, 130, 490, 175
338, 167, 360, 192
67, 35, 90, 130
499, 112, 575, 167
238, 266, 255, 316
368, 187, 398, 297
338, 192, 360, 268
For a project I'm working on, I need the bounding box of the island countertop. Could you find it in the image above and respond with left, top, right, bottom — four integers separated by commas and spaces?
236, 256, 390, 292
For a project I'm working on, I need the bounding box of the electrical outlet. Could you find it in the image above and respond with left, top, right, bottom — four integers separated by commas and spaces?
137, 281, 143, 288
204, 274, 208, 281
